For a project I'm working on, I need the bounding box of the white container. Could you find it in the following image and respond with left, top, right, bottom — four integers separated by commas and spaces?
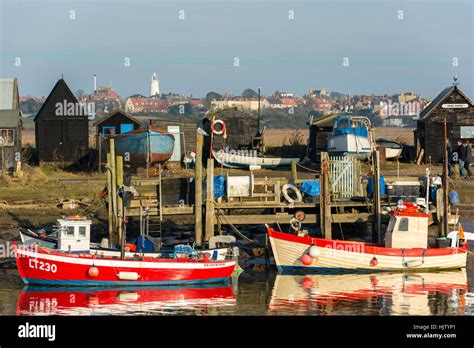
227, 175, 254, 197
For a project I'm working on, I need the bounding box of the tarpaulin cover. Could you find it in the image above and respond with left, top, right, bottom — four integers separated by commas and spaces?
300, 181, 320, 196
214, 175, 226, 200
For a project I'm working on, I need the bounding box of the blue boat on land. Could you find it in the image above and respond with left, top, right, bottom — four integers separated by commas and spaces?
113, 126, 175, 164
327, 116, 374, 159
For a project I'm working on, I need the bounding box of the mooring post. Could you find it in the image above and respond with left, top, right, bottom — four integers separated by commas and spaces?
195, 132, 204, 246
205, 158, 215, 242
106, 153, 114, 245
320, 152, 332, 239
116, 155, 124, 247
443, 118, 449, 237
97, 134, 102, 173
291, 160, 297, 184
109, 138, 118, 247
373, 149, 382, 243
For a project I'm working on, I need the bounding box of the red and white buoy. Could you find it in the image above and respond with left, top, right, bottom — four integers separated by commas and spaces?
301, 254, 313, 266
88, 266, 99, 278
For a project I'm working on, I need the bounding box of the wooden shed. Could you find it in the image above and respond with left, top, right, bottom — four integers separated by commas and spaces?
94, 110, 142, 136
203, 107, 260, 156
415, 84, 474, 163
149, 118, 197, 162
0, 78, 23, 172
307, 112, 338, 162
34, 79, 89, 162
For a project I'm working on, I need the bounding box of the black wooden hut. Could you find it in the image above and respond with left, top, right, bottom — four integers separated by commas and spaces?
34, 79, 90, 162
94, 109, 142, 136
415, 84, 474, 163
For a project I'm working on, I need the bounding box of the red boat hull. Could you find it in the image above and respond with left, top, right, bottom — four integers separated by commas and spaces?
17, 285, 236, 315
15, 245, 236, 286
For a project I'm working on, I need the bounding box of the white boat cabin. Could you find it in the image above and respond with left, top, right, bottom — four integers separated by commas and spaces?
384, 205, 428, 249
57, 216, 91, 252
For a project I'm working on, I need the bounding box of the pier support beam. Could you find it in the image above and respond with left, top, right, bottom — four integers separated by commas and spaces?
194, 132, 204, 246
108, 138, 118, 246
205, 158, 215, 242
291, 160, 298, 184
320, 152, 332, 239
373, 149, 381, 243
116, 155, 124, 247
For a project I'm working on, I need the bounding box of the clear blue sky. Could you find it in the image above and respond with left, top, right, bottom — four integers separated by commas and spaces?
0, 0, 472, 99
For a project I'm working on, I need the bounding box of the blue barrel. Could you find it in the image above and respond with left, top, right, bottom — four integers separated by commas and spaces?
300, 181, 320, 196
368, 176, 385, 197
449, 191, 460, 205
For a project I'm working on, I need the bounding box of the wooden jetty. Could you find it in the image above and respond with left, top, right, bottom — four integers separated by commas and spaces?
104, 131, 447, 249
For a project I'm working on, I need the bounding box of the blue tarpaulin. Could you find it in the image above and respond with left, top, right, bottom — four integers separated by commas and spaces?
300, 181, 320, 196
214, 175, 226, 200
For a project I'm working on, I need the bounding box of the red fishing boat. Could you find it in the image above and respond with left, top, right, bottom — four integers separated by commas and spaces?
14, 243, 236, 286
17, 284, 236, 315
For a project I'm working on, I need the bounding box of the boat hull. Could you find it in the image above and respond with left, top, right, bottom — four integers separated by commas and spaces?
114, 129, 174, 165
213, 150, 299, 169
327, 134, 373, 159
15, 245, 236, 286
17, 284, 236, 315
268, 229, 467, 273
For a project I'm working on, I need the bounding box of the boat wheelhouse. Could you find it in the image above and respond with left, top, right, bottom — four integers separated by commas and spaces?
327, 116, 373, 159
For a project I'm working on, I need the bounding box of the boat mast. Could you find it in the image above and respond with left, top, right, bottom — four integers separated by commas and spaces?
257, 86, 261, 133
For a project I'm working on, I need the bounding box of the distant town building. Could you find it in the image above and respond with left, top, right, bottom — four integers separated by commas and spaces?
150, 72, 160, 97
0, 78, 23, 172
211, 100, 261, 111
125, 97, 169, 113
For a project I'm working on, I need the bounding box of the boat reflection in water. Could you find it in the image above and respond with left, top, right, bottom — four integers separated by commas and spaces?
17, 284, 236, 316
269, 271, 468, 315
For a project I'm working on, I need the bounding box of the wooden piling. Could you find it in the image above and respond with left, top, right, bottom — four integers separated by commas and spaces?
106, 153, 114, 245
194, 132, 204, 246
373, 149, 382, 243
116, 155, 124, 246
320, 152, 332, 239
205, 158, 215, 242
109, 138, 118, 247
291, 160, 297, 184
443, 118, 449, 237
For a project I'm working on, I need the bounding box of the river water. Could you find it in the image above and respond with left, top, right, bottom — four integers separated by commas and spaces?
1, 220, 474, 316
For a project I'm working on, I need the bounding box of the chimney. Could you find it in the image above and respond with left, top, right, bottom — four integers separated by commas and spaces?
94, 74, 97, 93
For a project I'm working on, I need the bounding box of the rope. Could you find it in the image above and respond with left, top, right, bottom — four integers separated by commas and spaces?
296, 162, 320, 173
214, 208, 254, 243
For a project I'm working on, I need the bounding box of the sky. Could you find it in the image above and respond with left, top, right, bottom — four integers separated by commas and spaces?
0, 0, 473, 99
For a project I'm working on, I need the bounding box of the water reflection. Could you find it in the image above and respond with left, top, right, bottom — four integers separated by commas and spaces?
17, 284, 236, 316
269, 271, 468, 315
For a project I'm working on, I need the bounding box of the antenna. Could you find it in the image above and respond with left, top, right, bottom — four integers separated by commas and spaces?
257, 87, 261, 133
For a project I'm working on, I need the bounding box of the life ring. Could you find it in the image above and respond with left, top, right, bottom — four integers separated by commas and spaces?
282, 184, 302, 205
211, 119, 226, 137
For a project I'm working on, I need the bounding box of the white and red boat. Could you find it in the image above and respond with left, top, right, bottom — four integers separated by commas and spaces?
268, 202, 470, 273
15, 244, 236, 286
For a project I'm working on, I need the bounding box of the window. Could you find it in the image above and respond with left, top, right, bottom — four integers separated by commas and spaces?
66, 226, 74, 236
398, 218, 409, 232
0, 129, 14, 146
102, 126, 115, 135
386, 217, 396, 234
460, 126, 474, 139
78, 226, 86, 237
338, 119, 348, 128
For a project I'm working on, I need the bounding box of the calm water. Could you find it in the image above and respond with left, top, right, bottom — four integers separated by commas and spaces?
1, 267, 473, 316
1, 220, 474, 316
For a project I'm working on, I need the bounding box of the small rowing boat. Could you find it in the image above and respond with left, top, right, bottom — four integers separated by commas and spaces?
376, 138, 403, 159
212, 149, 299, 169
113, 126, 175, 164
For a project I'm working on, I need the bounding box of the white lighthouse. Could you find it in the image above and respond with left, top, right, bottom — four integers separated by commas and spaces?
150, 72, 160, 97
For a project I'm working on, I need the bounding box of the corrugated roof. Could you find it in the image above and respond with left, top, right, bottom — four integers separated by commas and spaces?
0, 109, 22, 128
0, 78, 16, 109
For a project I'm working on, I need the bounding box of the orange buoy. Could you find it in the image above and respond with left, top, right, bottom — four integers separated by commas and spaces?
88, 266, 99, 278
301, 277, 314, 289
370, 257, 378, 266
301, 254, 313, 266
